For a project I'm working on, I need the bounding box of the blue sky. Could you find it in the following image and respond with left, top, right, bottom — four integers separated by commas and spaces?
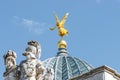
0, 0, 120, 79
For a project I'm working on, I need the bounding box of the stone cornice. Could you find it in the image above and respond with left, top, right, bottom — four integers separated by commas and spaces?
70, 65, 120, 80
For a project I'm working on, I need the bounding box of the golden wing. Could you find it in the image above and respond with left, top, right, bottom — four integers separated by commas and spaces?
60, 13, 69, 25
54, 12, 59, 23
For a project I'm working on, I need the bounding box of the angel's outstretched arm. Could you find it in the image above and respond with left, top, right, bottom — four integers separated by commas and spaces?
54, 12, 59, 23
50, 26, 57, 30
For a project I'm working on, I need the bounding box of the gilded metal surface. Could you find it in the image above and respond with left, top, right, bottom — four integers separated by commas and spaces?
58, 40, 67, 48
50, 12, 69, 39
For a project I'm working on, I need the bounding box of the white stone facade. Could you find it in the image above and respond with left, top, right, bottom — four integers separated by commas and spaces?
70, 66, 120, 80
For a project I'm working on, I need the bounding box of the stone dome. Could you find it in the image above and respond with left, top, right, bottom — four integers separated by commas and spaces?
43, 48, 93, 80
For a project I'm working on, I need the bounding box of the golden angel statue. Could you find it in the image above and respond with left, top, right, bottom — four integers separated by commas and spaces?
50, 12, 69, 39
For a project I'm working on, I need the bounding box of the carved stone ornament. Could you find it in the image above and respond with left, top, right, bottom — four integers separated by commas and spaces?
3, 50, 20, 80
3, 41, 54, 80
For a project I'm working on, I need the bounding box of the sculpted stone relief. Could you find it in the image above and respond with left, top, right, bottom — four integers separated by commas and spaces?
3, 41, 54, 80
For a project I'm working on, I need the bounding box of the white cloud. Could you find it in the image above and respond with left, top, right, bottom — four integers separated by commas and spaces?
13, 16, 49, 35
